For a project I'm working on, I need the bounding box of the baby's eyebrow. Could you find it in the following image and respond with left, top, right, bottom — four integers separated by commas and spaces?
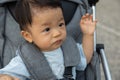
41, 22, 51, 26
59, 17, 64, 21
41, 17, 64, 27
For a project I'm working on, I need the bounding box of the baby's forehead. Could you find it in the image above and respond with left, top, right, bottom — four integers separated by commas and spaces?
31, 7, 62, 15
31, 7, 63, 19
30, 7, 64, 26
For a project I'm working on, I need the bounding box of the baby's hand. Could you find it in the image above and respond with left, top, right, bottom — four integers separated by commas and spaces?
80, 13, 97, 36
0, 74, 19, 80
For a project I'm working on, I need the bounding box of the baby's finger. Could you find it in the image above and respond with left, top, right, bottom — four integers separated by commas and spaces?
85, 13, 90, 16
81, 15, 86, 23
85, 13, 92, 21
81, 13, 89, 18
90, 15, 93, 21
81, 15, 86, 20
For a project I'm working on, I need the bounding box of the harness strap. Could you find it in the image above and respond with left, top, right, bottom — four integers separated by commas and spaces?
19, 36, 80, 80
62, 66, 74, 80
64, 67, 73, 78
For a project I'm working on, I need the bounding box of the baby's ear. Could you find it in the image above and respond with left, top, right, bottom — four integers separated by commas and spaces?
21, 30, 33, 43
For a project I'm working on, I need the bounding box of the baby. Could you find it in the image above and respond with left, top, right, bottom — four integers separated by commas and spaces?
0, 0, 97, 80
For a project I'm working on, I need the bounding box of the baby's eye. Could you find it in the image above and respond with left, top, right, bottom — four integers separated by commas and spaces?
59, 23, 65, 27
44, 28, 50, 32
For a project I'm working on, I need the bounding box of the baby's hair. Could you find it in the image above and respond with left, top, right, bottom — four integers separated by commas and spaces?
15, 0, 62, 30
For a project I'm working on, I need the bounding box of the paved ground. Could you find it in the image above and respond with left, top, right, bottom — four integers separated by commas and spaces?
96, 0, 120, 80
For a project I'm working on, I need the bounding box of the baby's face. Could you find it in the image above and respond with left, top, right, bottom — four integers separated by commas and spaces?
26, 7, 66, 51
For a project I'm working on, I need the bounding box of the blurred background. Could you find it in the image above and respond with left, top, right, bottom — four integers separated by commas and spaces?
96, 0, 120, 80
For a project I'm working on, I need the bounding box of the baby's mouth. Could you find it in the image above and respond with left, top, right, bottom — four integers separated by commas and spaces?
54, 39, 63, 45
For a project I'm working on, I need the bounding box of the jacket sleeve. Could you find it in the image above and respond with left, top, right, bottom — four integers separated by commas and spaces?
76, 43, 87, 71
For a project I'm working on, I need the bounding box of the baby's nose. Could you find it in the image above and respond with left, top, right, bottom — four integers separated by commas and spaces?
53, 29, 61, 37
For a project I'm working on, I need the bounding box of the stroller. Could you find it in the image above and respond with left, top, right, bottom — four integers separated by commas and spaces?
0, 0, 111, 80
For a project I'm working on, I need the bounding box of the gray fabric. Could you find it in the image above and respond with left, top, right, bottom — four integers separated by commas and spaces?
0, 0, 16, 5
2, 9, 25, 66
66, 0, 84, 43
66, 0, 92, 43
85, 51, 101, 80
18, 36, 80, 80
0, 7, 6, 68
19, 42, 56, 80
61, 36, 80, 67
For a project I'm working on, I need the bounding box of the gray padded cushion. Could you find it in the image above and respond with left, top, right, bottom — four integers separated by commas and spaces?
61, 0, 77, 25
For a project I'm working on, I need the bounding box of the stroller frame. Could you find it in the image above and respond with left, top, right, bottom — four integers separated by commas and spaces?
92, 3, 112, 80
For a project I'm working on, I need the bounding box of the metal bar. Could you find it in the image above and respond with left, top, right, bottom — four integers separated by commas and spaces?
100, 49, 112, 80
92, 5, 96, 51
